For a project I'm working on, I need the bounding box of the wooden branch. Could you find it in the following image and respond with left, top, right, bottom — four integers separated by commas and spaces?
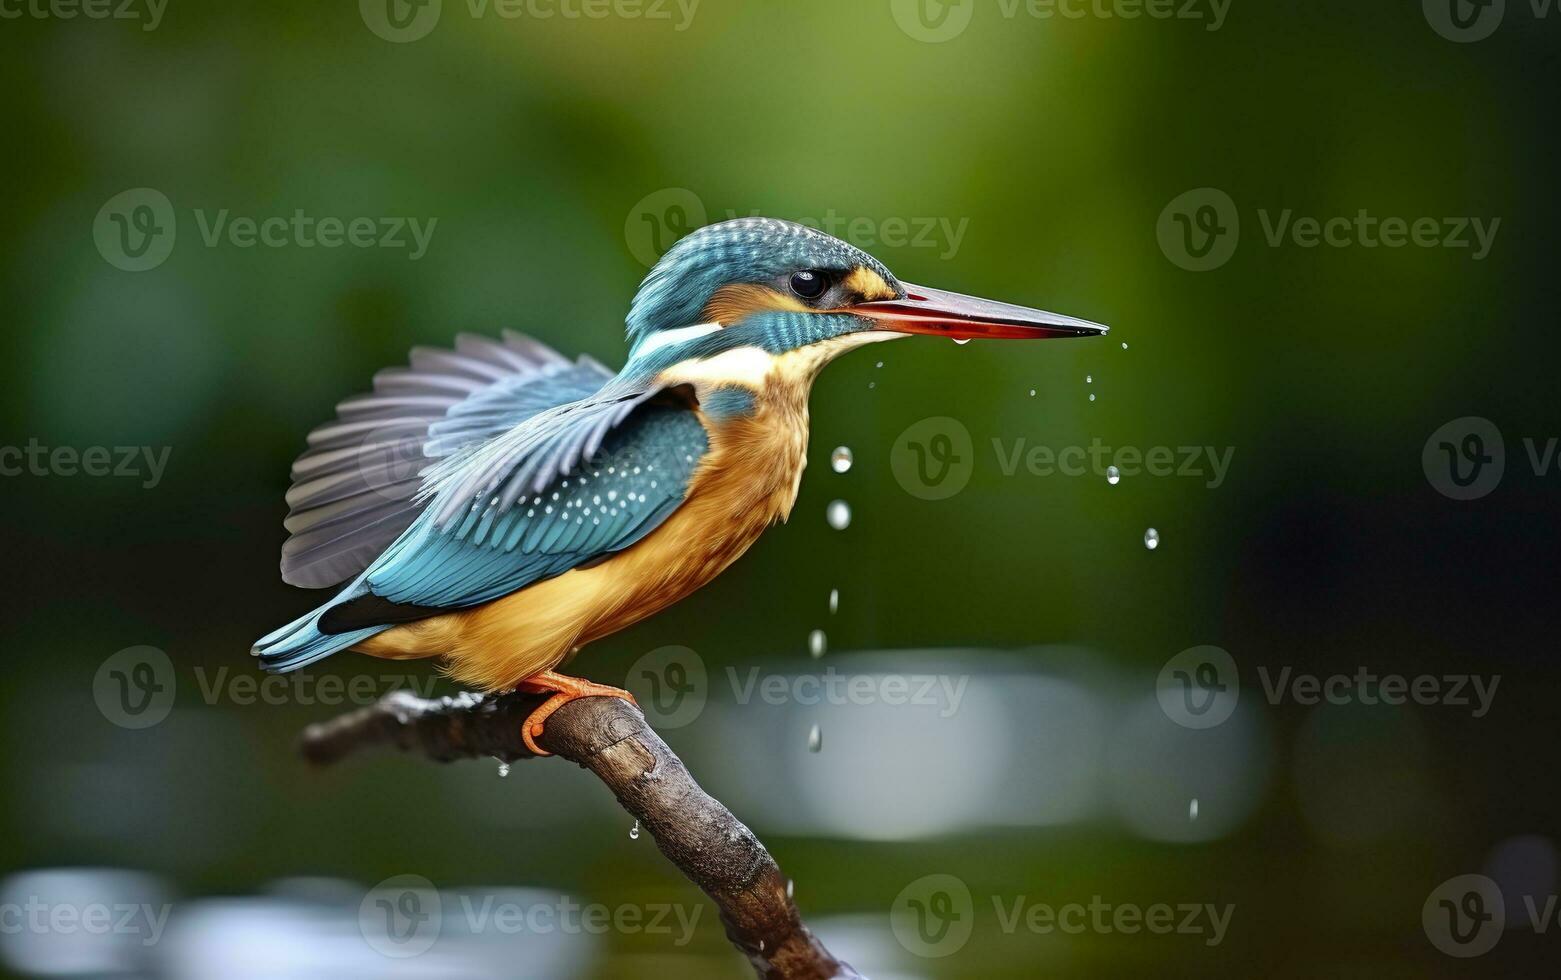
299, 690, 861, 980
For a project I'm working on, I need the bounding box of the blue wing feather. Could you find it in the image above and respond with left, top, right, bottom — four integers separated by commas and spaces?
366, 400, 707, 609
279, 331, 612, 589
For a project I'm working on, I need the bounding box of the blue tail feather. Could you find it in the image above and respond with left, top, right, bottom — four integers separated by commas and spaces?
252, 582, 390, 673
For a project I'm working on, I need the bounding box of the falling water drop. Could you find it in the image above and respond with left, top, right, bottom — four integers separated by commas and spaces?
1088, 393, 1096, 402
875, 361, 883, 368
1189, 798, 1200, 821
1121, 342, 1128, 350
1086, 374, 1093, 383
786, 879, 795, 899
496, 761, 510, 778
808, 630, 827, 659
868, 381, 876, 390
1028, 388, 1036, 397
828, 588, 839, 615
1106, 465, 1121, 485
826, 500, 852, 530
1144, 528, 1160, 550
629, 819, 641, 840
830, 447, 853, 473
807, 724, 823, 753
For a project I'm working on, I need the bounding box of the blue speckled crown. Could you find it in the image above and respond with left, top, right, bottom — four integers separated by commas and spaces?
625, 218, 900, 350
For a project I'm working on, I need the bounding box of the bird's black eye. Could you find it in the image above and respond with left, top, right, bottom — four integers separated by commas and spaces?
789, 270, 826, 300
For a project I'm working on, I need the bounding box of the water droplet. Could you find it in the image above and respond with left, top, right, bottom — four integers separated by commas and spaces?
1088, 393, 1096, 402
1086, 374, 1093, 383
830, 446, 853, 474
629, 819, 641, 840
867, 381, 876, 389
496, 761, 510, 778
828, 588, 839, 615
1144, 528, 1160, 550
1189, 798, 1199, 821
952, 338, 971, 346
875, 360, 883, 368
1106, 465, 1120, 485
1028, 388, 1036, 397
786, 879, 795, 899
808, 630, 827, 659
807, 724, 823, 753
1121, 342, 1128, 350
826, 500, 852, 530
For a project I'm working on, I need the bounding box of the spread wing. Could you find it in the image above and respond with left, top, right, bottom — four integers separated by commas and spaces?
351, 393, 709, 613
279, 332, 615, 589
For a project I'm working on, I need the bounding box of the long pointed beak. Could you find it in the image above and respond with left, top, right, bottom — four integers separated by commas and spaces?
851, 283, 1108, 340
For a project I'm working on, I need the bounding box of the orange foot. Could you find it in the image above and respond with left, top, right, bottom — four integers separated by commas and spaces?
515, 670, 638, 756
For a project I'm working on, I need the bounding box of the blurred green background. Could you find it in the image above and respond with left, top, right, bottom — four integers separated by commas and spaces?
2, 0, 1558, 976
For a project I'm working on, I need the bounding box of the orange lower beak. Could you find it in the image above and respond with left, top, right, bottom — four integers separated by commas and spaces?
851, 283, 1108, 340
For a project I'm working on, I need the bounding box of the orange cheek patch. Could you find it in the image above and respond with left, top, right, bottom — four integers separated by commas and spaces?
702, 284, 810, 326
842, 266, 898, 302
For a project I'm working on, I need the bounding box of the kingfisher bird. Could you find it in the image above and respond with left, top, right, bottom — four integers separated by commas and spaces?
254, 217, 1106, 753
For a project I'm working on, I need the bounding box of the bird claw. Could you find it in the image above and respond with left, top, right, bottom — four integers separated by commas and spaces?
515, 670, 638, 757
